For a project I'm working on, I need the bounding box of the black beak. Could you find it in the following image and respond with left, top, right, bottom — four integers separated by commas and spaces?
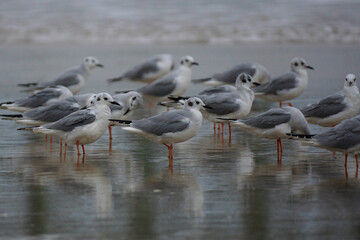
123, 108, 130, 115
204, 105, 213, 109
111, 101, 121, 106
96, 63, 104, 68
306, 65, 314, 70
192, 62, 199, 66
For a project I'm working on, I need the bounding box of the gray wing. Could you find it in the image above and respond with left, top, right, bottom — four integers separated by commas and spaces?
301, 93, 346, 118
213, 63, 256, 84
198, 85, 236, 95
14, 88, 61, 108
242, 108, 291, 129
122, 57, 162, 79
44, 109, 96, 132
38, 68, 81, 88
254, 72, 297, 95
132, 110, 191, 136
316, 116, 360, 150
137, 71, 177, 96
200, 93, 240, 115
23, 100, 80, 122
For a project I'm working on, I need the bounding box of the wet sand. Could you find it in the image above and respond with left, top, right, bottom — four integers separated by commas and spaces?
0, 43, 360, 239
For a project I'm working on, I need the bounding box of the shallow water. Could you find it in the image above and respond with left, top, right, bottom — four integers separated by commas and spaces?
0, 43, 360, 239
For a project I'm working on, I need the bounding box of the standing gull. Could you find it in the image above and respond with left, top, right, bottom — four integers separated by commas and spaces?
220, 107, 311, 161
288, 114, 360, 168
110, 97, 209, 165
301, 73, 360, 127
32, 92, 119, 155
108, 91, 144, 140
18, 57, 104, 94
107, 54, 175, 84
193, 62, 270, 86
1, 93, 96, 126
165, 73, 258, 137
253, 57, 314, 107
0, 85, 73, 112
136, 56, 198, 103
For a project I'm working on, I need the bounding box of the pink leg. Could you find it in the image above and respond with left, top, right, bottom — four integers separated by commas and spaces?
76, 141, 81, 156
228, 123, 232, 143
82, 145, 85, 155
108, 125, 112, 140
344, 153, 348, 168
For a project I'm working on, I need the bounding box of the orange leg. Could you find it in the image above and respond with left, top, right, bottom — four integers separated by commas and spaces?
277, 138, 283, 164
76, 140, 81, 156
344, 153, 348, 168
108, 125, 112, 140
356, 154, 359, 168
82, 144, 85, 155
279, 101, 293, 107
228, 123, 232, 143
163, 143, 174, 165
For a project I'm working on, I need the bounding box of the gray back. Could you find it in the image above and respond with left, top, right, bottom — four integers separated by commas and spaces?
137, 71, 177, 96
254, 72, 297, 95
199, 93, 240, 115
133, 109, 192, 136
301, 93, 346, 118
242, 108, 291, 129
15, 88, 62, 108
213, 63, 256, 84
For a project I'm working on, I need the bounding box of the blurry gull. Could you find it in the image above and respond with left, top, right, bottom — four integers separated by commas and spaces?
253, 57, 314, 107
301, 73, 360, 127
220, 107, 311, 161
18, 57, 104, 94
107, 54, 175, 84
1, 93, 96, 126
31, 92, 119, 155
0, 85, 73, 112
193, 62, 270, 86
108, 91, 144, 140
110, 97, 209, 165
164, 73, 258, 137
136, 56, 198, 103
288, 114, 360, 168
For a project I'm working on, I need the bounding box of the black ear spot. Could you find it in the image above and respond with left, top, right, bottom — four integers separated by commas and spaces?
188, 101, 193, 107
180, 60, 184, 65
294, 62, 299, 67
97, 97, 101, 101
132, 96, 137, 100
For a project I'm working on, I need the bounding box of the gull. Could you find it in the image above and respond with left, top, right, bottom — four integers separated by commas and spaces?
107, 54, 175, 84
164, 73, 258, 137
288, 114, 360, 168
253, 57, 314, 107
18, 57, 104, 94
108, 91, 144, 140
301, 73, 360, 127
110, 97, 209, 165
136, 56, 198, 103
192, 62, 270, 86
220, 106, 311, 161
31, 92, 119, 155
1, 93, 96, 126
0, 85, 73, 112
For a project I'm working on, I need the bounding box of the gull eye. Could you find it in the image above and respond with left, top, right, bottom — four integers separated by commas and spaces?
104, 97, 108, 101
300, 61, 305, 66
294, 62, 299, 67
97, 97, 101, 101
196, 101, 200, 104
185, 59, 189, 62
188, 101, 193, 107
132, 96, 137, 100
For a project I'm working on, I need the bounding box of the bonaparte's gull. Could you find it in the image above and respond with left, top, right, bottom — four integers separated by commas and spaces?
32, 92, 119, 155
254, 57, 314, 107
107, 54, 175, 84
193, 62, 270, 86
1, 93, 96, 126
0, 85, 73, 112
18, 57, 104, 94
110, 97, 209, 164
220, 106, 310, 161
301, 73, 360, 127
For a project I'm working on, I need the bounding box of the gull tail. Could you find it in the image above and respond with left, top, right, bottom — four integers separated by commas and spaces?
1, 114, 23, 120
168, 95, 189, 101
17, 82, 38, 87
286, 133, 315, 139
107, 76, 124, 84
158, 100, 184, 109
192, 77, 211, 84
17, 126, 35, 131
109, 119, 132, 126
114, 90, 135, 94
0, 101, 15, 109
